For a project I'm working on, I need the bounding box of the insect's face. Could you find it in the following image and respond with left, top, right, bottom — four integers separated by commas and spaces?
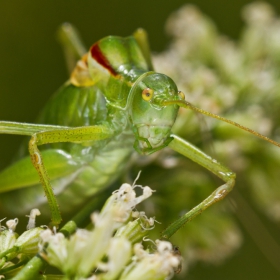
129, 73, 184, 155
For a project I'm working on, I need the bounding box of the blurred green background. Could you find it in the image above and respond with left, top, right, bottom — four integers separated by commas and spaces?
1, 0, 280, 279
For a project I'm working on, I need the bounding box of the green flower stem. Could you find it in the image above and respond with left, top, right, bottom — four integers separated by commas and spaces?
12, 255, 46, 280
0, 246, 19, 259
59, 220, 77, 238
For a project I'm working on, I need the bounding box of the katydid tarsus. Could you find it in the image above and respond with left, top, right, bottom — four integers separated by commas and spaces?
0, 24, 280, 238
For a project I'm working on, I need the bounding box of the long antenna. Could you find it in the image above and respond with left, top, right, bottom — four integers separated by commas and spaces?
163, 99, 280, 148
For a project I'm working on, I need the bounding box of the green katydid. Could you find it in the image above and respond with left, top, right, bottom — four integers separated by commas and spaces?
0, 25, 280, 238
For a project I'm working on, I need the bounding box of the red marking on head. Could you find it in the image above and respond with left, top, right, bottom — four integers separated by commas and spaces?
90, 43, 117, 76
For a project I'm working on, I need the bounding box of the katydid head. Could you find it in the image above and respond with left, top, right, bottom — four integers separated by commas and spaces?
128, 72, 280, 156
128, 72, 184, 155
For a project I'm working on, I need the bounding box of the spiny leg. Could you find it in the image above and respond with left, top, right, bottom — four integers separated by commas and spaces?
29, 135, 61, 227
161, 134, 235, 239
28, 125, 113, 227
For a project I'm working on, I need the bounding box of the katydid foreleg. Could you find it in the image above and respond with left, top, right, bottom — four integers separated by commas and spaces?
161, 134, 235, 239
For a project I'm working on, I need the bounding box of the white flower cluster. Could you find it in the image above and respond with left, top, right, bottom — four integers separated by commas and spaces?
39, 183, 182, 280
0, 209, 43, 278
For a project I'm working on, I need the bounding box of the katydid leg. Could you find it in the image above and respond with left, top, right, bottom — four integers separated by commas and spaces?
161, 134, 235, 239
133, 29, 153, 71
0, 122, 113, 227
57, 23, 87, 74
0, 122, 79, 194
0, 121, 69, 136
28, 125, 113, 226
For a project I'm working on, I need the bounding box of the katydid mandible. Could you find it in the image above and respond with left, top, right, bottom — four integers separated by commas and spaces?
0, 26, 280, 238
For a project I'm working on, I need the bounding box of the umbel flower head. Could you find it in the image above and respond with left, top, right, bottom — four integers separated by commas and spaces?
39, 182, 182, 280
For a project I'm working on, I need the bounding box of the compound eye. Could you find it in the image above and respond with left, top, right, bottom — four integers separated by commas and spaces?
178, 91, 185, 100
142, 88, 154, 101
